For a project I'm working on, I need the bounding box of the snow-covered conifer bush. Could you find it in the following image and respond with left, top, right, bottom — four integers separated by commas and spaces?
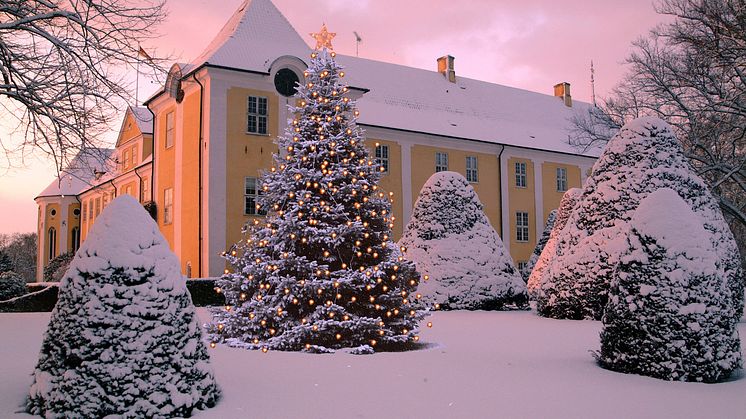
0, 249, 12, 273
27, 195, 220, 417
400, 171, 527, 310
539, 117, 743, 320
527, 188, 581, 302
0, 271, 26, 301
208, 48, 424, 354
43, 252, 74, 282
598, 188, 742, 382
522, 210, 557, 281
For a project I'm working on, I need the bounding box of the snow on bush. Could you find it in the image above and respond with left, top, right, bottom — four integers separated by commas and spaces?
538, 117, 743, 320
527, 188, 581, 302
27, 195, 220, 417
400, 171, 527, 310
0, 271, 26, 301
522, 210, 557, 281
43, 252, 74, 282
598, 188, 742, 382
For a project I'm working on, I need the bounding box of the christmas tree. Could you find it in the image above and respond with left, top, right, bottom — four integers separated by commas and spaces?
27, 196, 220, 417
598, 188, 741, 382
208, 37, 424, 353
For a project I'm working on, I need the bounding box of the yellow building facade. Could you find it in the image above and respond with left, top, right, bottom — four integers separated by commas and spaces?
35, 0, 598, 280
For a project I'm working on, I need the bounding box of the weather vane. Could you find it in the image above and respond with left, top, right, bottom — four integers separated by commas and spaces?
310, 23, 336, 50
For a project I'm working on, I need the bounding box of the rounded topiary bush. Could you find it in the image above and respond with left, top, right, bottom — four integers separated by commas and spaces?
598, 188, 742, 382
0, 271, 26, 301
539, 117, 743, 320
400, 171, 527, 310
27, 195, 220, 417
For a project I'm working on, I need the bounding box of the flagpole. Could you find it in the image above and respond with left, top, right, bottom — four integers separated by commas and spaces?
136, 55, 140, 106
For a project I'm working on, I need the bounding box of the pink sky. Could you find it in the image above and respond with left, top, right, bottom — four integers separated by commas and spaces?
0, 0, 664, 235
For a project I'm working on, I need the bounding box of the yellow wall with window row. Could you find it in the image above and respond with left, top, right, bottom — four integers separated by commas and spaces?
541, 162, 582, 223
225, 87, 279, 253
507, 157, 536, 264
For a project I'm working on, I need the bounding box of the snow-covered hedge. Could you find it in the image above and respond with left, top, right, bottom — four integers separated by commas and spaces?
598, 188, 742, 382
400, 172, 527, 310
538, 117, 743, 320
0, 271, 26, 301
527, 188, 581, 302
27, 196, 220, 417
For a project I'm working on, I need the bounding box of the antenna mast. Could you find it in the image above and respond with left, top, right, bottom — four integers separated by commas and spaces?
353, 31, 362, 57
590, 60, 597, 106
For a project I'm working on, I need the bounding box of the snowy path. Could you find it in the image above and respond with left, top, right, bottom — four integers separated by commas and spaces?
1, 310, 744, 418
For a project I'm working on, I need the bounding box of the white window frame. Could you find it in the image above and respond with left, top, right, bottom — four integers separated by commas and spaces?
515, 162, 527, 188
244, 177, 266, 216
165, 111, 174, 149
247, 96, 268, 135
71, 227, 80, 253
48, 227, 56, 261
164, 188, 173, 225
123, 149, 130, 170
375, 144, 389, 173
556, 167, 568, 192
516, 211, 530, 242
466, 156, 478, 182
141, 177, 150, 202
435, 152, 448, 172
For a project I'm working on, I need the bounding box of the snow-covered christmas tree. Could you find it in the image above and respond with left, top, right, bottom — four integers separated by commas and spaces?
598, 188, 742, 382
527, 188, 581, 302
399, 172, 526, 310
538, 117, 743, 320
208, 39, 424, 353
27, 195, 220, 418
522, 210, 557, 281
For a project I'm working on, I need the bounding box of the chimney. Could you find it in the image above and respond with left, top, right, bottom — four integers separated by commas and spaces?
553, 82, 572, 107
437, 55, 456, 83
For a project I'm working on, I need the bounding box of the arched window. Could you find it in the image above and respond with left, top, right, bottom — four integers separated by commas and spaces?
71, 227, 80, 253
48, 227, 57, 261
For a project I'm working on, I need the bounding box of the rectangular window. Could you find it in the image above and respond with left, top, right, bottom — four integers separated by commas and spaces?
88, 201, 93, 222
82, 201, 87, 221
375, 144, 389, 173
123, 149, 130, 170
435, 152, 448, 172
125, 185, 133, 197
556, 167, 568, 192
95, 198, 101, 217
466, 156, 478, 182
164, 188, 173, 225
165, 111, 174, 149
516, 211, 530, 242
141, 177, 150, 202
244, 177, 266, 215
515, 162, 527, 188
131, 144, 138, 166
247, 96, 268, 135
518, 261, 528, 272
102, 193, 109, 208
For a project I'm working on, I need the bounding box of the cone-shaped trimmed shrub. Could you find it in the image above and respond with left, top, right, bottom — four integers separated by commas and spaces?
527, 188, 582, 302
539, 117, 743, 320
598, 188, 742, 382
400, 171, 527, 310
27, 195, 220, 418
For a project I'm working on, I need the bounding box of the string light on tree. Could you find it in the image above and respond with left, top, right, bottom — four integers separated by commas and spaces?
207, 25, 427, 354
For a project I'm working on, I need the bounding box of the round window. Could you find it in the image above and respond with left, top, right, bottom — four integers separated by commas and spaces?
50, 209, 57, 216
274, 68, 300, 97
73, 208, 81, 217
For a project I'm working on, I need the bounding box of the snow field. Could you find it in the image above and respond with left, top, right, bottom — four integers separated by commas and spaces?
1, 309, 744, 419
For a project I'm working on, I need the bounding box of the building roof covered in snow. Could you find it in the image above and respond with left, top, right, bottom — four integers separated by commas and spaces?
182, 0, 597, 157
35, 149, 115, 199
130, 106, 154, 135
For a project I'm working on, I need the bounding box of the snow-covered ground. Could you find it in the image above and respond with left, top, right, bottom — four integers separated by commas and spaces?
1, 309, 744, 418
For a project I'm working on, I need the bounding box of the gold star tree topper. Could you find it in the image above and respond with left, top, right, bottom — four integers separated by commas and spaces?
310, 24, 336, 50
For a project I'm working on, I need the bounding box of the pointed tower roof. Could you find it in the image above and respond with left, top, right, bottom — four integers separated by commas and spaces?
186, 0, 310, 75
